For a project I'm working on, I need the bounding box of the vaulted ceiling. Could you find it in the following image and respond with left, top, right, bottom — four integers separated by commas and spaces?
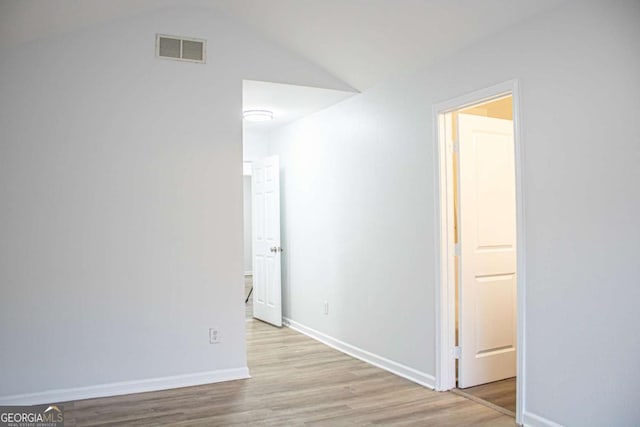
212, 0, 568, 91
0, 0, 569, 90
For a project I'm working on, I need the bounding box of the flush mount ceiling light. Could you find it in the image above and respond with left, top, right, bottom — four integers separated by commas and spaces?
243, 110, 274, 122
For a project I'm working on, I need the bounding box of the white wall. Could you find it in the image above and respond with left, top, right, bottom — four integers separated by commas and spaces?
243, 129, 270, 162
0, 5, 349, 400
269, 0, 640, 425
243, 176, 252, 273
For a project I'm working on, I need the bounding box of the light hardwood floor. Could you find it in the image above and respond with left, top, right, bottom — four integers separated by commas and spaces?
61, 320, 516, 426
454, 378, 516, 417
245, 275, 253, 319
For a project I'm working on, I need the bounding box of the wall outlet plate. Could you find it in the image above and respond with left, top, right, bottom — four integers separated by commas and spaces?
209, 328, 220, 344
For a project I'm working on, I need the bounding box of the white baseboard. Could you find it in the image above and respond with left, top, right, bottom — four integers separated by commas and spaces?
244, 271, 253, 276
283, 317, 435, 390
0, 367, 250, 406
523, 411, 564, 427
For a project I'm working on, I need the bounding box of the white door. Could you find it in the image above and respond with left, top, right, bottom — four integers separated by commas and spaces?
251, 156, 282, 327
457, 113, 517, 388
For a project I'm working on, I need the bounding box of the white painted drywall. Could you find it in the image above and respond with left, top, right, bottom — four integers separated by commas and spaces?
243, 176, 252, 274
269, 0, 640, 425
0, 5, 350, 399
243, 129, 270, 163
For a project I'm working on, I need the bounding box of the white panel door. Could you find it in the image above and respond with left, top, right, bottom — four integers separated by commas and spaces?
458, 113, 516, 388
251, 156, 282, 327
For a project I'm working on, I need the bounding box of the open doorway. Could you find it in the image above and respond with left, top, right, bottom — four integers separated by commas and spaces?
241, 79, 356, 328
434, 81, 525, 422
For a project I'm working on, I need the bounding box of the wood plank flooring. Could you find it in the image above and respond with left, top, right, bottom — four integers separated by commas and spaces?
60, 320, 516, 426
454, 378, 516, 416
245, 275, 253, 319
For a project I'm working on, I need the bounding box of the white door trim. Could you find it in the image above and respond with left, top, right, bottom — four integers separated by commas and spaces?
432, 79, 526, 424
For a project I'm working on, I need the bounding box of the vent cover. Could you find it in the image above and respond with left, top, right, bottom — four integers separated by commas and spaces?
156, 34, 205, 63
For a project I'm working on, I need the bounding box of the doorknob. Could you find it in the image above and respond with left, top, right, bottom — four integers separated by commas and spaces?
270, 246, 277, 253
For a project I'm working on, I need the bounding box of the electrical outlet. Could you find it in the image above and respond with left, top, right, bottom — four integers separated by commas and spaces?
323, 301, 329, 315
209, 328, 220, 344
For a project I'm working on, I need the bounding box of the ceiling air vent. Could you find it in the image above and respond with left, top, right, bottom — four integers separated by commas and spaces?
156, 34, 206, 63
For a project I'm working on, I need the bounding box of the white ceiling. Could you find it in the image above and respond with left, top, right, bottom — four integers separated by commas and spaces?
0, 0, 569, 90
0, 0, 175, 49
243, 80, 356, 132
211, 0, 569, 91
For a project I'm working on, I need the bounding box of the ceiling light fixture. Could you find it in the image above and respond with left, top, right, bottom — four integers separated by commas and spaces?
243, 110, 274, 122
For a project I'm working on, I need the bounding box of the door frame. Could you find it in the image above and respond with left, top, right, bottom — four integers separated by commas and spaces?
432, 79, 526, 424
